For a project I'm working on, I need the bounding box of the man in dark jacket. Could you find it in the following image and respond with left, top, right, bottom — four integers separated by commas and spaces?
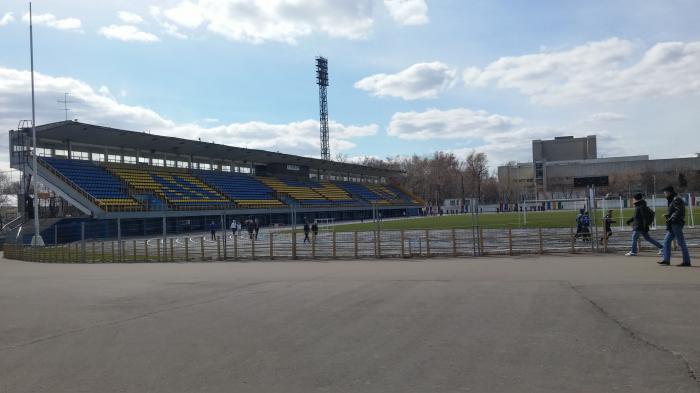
625, 193, 662, 256
659, 186, 691, 266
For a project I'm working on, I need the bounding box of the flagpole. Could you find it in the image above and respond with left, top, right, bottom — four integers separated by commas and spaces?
29, 2, 44, 246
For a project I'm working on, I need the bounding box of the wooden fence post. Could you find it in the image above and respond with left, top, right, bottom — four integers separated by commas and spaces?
479, 227, 485, 255
311, 234, 316, 259
452, 228, 457, 257
508, 226, 513, 256
233, 234, 238, 261
101, 241, 105, 263
170, 238, 174, 262
251, 236, 256, 260
377, 230, 382, 259
144, 240, 149, 262
184, 237, 190, 261
401, 229, 406, 258
111, 241, 115, 263
332, 230, 336, 259
539, 227, 544, 254
354, 231, 358, 259
425, 229, 430, 257
133, 240, 137, 262
217, 236, 221, 260
200, 237, 205, 261
291, 231, 296, 260
570, 227, 576, 254
156, 240, 161, 262
269, 232, 274, 260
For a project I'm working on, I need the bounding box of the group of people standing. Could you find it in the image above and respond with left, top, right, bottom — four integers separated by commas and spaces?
208, 218, 261, 241
626, 186, 692, 266
302, 219, 319, 244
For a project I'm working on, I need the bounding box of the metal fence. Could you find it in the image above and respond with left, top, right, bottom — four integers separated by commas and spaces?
4, 225, 700, 263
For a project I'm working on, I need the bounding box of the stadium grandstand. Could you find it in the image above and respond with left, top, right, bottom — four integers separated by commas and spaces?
6, 121, 423, 244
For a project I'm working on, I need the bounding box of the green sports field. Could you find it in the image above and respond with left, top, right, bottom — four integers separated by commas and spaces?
326, 207, 699, 232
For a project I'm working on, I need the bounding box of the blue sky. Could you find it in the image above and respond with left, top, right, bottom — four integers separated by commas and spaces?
1, 0, 699, 169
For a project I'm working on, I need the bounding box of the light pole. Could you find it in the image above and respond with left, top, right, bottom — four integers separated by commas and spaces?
29, 2, 44, 246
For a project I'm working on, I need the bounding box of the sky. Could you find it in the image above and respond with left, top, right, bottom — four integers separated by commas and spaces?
0, 0, 699, 172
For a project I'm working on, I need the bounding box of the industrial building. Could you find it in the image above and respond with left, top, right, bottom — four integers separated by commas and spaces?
498, 135, 700, 202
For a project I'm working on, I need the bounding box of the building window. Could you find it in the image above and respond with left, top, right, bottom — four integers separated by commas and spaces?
165, 160, 175, 167
71, 151, 89, 160
107, 154, 120, 163
200, 163, 211, 170
177, 161, 189, 168
123, 156, 136, 164
92, 153, 105, 162
222, 165, 231, 172
152, 158, 164, 167
138, 157, 149, 165
54, 149, 68, 157
36, 148, 52, 157
240, 167, 251, 174
286, 164, 300, 171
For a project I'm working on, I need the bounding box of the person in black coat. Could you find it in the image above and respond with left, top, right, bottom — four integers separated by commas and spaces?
659, 186, 691, 266
625, 193, 662, 256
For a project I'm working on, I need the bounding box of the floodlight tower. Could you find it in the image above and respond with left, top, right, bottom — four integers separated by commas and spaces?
316, 56, 330, 161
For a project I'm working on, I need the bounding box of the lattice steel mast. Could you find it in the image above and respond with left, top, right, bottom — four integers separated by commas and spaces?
316, 57, 330, 160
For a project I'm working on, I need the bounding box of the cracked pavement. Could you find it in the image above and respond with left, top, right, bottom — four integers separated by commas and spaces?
1, 255, 699, 392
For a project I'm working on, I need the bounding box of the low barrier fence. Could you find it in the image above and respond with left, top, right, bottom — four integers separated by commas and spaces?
4, 226, 700, 263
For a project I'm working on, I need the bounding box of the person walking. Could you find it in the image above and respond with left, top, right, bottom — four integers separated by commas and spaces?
303, 221, 311, 244
311, 220, 319, 241
601, 209, 614, 244
659, 186, 692, 266
209, 221, 217, 240
236, 220, 242, 237
625, 193, 662, 256
246, 219, 255, 241
230, 219, 237, 237
254, 218, 260, 240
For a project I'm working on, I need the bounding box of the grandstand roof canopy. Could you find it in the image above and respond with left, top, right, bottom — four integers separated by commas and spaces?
23, 121, 399, 177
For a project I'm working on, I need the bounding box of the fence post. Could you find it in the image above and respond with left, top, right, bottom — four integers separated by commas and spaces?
92, 242, 96, 263
101, 241, 105, 263
117, 218, 122, 262
354, 231, 359, 259
311, 234, 316, 259
508, 226, 513, 256
479, 227, 484, 256
68, 242, 72, 262
401, 230, 406, 258
200, 236, 205, 260
233, 234, 238, 261
570, 227, 575, 254
133, 240, 137, 262
332, 230, 337, 259
75, 244, 80, 263
251, 235, 256, 260
269, 232, 274, 260
539, 227, 544, 254
170, 238, 174, 262
603, 230, 608, 253
372, 231, 377, 258
217, 236, 222, 260
144, 240, 149, 262
121, 241, 126, 263
111, 241, 115, 263
452, 228, 457, 257
81, 222, 86, 263
54, 225, 58, 245
157, 239, 161, 262
425, 229, 430, 257
184, 237, 189, 261
291, 231, 296, 260
377, 230, 382, 259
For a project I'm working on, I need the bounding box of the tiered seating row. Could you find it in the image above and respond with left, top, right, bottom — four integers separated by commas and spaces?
41, 157, 140, 209
40, 158, 423, 211
194, 171, 284, 209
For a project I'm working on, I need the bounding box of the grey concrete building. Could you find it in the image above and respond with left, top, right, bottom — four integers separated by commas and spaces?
498, 135, 700, 201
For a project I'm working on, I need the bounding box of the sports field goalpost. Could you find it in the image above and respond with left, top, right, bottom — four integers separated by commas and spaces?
315, 218, 335, 231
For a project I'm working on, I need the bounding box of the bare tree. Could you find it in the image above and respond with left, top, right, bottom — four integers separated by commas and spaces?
465, 151, 488, 202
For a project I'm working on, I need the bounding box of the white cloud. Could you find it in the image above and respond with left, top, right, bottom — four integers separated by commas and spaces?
387, 108, 523, 140
0, 12, 14, 26
355, 62, 457, 100
463, 38, 700, 105
150, 6, 189, 39
158, 0, 375, 44
588, 112, 627, 122
383, 0, 428, 26
0, 66, 377, 167
117, 11, 144, 24
22, 12, 81, 30
98, 25, 160, 42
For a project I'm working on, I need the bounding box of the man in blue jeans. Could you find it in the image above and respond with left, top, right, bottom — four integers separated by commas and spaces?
625, 193, 663, 256
659, 186, 692, 267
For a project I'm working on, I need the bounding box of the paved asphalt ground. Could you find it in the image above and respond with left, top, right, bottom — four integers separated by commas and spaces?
1, 254, 699, 393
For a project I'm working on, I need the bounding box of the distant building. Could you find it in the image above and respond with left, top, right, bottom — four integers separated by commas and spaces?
498, 135, 700, 202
